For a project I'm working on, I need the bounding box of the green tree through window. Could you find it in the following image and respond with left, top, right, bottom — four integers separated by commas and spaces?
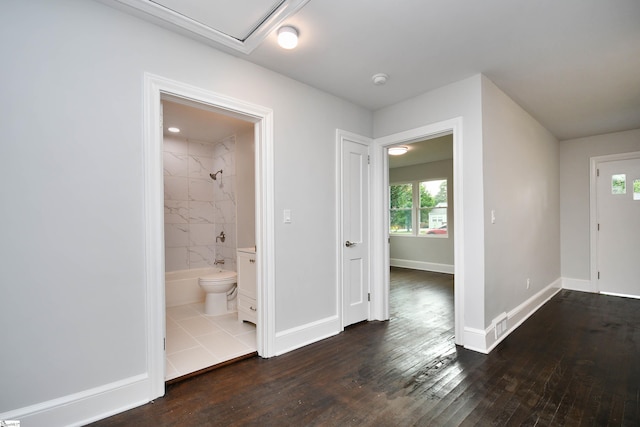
390, 179, 448, 237
390, 183, 413, 233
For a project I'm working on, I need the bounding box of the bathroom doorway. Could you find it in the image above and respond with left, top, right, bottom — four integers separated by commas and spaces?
162, 98, 258, 381
142, 74, 276, 397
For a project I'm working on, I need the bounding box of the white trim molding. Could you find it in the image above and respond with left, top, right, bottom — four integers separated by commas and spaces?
562, 277, 595, 293
103, 0, 310, 54
0, 375, 149, 427
390, 259, 454, 274
463, 327, 488, 353
274, 316, 341, 356
143, 73, 276, 405
601, 291, 640, 300
372, 117, 465, 345
478, 278, 562, 354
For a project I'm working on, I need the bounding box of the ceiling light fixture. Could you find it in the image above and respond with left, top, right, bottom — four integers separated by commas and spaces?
388, 146, 408, 156
277, 26, 298, 49
372, 73, 389, 85
167, 127, 180, 133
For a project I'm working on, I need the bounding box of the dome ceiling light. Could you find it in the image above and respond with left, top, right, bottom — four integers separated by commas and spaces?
388, 146, 408, 156
277, 26, 298, 49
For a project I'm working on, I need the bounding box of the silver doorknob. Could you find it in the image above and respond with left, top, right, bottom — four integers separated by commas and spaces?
345, 240, 357, 247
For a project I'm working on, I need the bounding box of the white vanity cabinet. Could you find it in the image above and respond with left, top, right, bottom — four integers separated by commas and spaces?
237, 248, 257, 324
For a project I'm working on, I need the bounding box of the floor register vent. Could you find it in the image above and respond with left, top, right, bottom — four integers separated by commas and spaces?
493, 312, 508, 340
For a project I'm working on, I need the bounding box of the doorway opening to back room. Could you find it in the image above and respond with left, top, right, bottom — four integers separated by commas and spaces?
387, 134, 456, 349
162, 98, 258, 381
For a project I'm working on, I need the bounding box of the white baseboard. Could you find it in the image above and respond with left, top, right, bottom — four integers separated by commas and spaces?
463, 327, 489, 354
562, 277, 594, 293
274, 315, 341, 356
390, 258, 454, 274
462, 278, 562, 354
0, 374, 151, 427
601, 291, 640, 300
484, 278, 562, 353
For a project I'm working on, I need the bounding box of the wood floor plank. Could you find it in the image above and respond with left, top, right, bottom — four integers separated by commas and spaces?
91, 268, 640, 426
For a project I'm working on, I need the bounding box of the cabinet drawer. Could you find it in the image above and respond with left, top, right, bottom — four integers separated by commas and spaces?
238, 295, 257, 324
238, 286, 256, 301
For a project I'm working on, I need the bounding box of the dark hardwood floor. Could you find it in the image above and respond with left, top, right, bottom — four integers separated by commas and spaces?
92, 268, 640, 426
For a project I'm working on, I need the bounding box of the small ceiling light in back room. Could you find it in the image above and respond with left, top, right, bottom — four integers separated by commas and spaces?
168, 127, 180, 133
278, 26, 298, 49
388, 146, 408, 156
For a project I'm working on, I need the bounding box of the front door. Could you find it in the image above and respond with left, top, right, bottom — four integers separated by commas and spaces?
339, 132, 371, 327
596, 154, 640, 297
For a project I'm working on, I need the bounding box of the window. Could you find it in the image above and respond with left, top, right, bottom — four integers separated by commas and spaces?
634, 179, 640, 201
612, 174, 626, 194
390, 179, 448, 237
389, 183, 413, 234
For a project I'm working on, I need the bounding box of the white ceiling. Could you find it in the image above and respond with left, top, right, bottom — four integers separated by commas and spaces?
388, 135, 453, 169
117, 0, 640, 141
162, 100, 253, 143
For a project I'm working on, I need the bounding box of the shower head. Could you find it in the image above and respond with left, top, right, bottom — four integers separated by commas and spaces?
209, 170, 223, 180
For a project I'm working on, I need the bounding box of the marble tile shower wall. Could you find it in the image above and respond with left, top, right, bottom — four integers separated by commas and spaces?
164, 135, 237, 272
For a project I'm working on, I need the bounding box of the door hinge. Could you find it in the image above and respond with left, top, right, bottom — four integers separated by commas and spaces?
597, 168, 600, 177
598, 271, 600, 280
163, 338, 166, 351
368, 292, 371, 302
368, 155, 370, 164
597, 223, 600, 231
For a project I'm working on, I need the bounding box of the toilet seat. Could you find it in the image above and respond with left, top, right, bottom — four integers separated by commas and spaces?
199, 270, 237, 284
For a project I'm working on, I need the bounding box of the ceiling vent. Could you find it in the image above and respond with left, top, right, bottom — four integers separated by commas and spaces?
104, 0, 310, 54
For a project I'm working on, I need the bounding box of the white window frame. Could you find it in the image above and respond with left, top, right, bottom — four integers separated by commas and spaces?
389, 179, 448, 238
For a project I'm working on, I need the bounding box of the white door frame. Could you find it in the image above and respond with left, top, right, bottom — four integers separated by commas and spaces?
336, 130, 373, 328
590, 150, 640, 294
370, 117, 465, 345
143, 73, 275, 400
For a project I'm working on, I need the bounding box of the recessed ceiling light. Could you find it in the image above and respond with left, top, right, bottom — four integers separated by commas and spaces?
277, 26, 298, 49
168, 127, 180, 133
388, 146, 408, 156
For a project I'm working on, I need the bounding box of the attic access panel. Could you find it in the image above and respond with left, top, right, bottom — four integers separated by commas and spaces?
109, 0, 309, 53
153, 0, 284, 41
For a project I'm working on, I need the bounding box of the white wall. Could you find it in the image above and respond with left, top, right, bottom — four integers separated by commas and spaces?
374, 75, 486, 333
236, 127, 256, 249
375, 74, 563, 350
389, 159, 454, 270
560, 129, 640, 282
0, 0, 371, 423
481, 76, 561, 325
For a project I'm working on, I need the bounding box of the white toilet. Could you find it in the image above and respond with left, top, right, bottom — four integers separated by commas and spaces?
198, 270, 238, 316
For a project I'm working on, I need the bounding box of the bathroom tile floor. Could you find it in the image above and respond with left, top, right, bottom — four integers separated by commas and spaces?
165, 302, 256, 381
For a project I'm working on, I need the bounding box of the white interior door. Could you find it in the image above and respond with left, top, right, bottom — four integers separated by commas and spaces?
340, 133, 370, 327
596, 155, 640, 297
